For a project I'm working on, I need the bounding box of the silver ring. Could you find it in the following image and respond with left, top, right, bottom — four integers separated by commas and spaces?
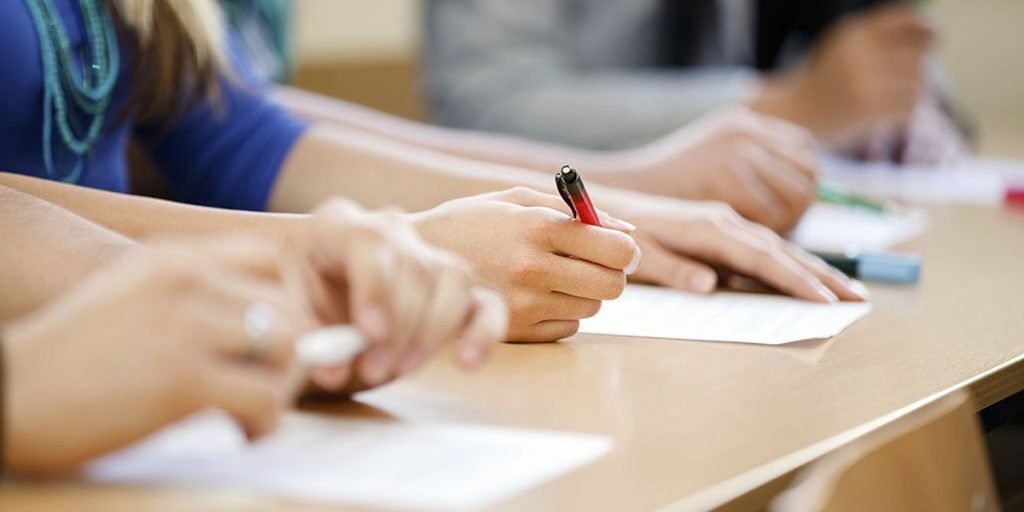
244, 302, 275, 361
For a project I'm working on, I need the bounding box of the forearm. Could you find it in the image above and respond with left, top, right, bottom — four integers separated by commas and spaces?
0, 185, 135, 320
431, 69, 759, 151
0, 173, 304, 243
1, 331, 5, 480
268, 123, 666, 222
271, 85, 639, 176
270, 124, 562, 213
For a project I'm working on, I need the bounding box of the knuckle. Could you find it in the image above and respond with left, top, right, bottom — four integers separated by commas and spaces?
504, 186, 537, 203
148, 253, 200, 292
508, 257, 547, 288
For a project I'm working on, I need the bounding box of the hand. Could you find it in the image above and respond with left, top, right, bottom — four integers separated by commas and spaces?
615, 107, 818, 233
289, 199, 508, 395
411, 187, 642, 342
593, 189, 869, 302
5, 238, 317, 475
752, 5, 934, 145
898, 95, 972, 167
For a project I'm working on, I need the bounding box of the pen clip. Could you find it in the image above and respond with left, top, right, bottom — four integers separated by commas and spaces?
555, 173, 577, 218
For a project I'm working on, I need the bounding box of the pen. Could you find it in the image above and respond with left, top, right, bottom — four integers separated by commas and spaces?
814, 251, 922, 285
556, 164, 602, 226
297, 326, 366, 366
816, 183, 887, 213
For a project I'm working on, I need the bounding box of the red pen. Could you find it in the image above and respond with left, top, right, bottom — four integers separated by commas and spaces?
555, 165, 602, 226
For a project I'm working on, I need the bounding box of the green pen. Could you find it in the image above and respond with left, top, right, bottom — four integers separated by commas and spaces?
815, 183, 887, 213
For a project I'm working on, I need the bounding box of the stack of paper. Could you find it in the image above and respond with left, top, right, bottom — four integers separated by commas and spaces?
820, 155, 1009, 205
87, 411, 612, 511
579, 285, 872, 345
791, 203, 927, 253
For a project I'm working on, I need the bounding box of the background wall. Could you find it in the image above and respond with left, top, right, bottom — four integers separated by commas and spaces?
289, 0, 1024, 158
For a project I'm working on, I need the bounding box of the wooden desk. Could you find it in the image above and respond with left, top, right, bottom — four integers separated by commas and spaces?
4, 205, 1024, 511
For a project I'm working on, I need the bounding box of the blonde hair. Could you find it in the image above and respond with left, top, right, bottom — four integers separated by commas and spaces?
106, 0, 227, 123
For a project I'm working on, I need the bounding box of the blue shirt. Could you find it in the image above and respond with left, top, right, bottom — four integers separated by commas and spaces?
0, 1, 308, 211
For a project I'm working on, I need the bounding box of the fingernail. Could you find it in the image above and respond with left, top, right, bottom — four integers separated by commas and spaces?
689, 272, 717, 293
603, 215, 637, 233
624, 247, 642, 275
850, 280, 871, 300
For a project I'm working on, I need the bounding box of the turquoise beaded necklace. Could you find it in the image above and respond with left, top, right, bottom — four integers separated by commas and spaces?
23, 0, 120, 183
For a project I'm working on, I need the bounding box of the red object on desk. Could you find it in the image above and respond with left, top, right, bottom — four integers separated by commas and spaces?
1005, 186, 1024, 207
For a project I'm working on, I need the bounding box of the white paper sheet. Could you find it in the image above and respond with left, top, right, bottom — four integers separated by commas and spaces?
820, 155, 1010, 205
86, 411, 612, 511
578, 285, 872, 345
791, 203, 928, 253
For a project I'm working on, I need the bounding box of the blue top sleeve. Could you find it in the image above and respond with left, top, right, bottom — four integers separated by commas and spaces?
134, 32, 309, 212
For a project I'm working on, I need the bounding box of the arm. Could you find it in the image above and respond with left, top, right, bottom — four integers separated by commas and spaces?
0, 173, 303, 242
1, 332, 5, 479
0, 184, 136, 320
424, 0, 758, 150
271, 123, 863, 305
272, 87, 818, 232
270, 85, 638, 177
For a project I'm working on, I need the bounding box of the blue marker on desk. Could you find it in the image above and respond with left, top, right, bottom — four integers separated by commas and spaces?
815, 252, 922, 285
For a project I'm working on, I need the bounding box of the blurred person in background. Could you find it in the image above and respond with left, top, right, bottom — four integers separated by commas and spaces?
424, 0, 973, 166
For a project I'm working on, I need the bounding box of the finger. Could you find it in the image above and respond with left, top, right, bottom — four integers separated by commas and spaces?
500, 186, 637, 233
726, 161, 789, 230
545, 219, 642, 273
630, 235, 718, 293
346, 240, 394, 344
454, 287, 508, 368
539, 292, 603, 321
356, 344, 397, 388
193, 273, 309, 370
773, 241, 870, 302
203, 363, 288, 440
739, 115, 820, 177
541, 254, 628, 300
679, 221, 839, 302
405, 263, 474, 373
310, 364, 355, 392
387, 253, 435, 363
744, 144, 815, 222
742, 124, 819, 183
513, 320, 580, 343
152, 236, 285, 281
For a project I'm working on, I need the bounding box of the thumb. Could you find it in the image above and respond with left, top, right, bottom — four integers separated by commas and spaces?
632, 235, 718, 293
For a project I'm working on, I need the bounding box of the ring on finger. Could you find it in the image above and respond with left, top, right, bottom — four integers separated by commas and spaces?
244, 302, 275, 362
